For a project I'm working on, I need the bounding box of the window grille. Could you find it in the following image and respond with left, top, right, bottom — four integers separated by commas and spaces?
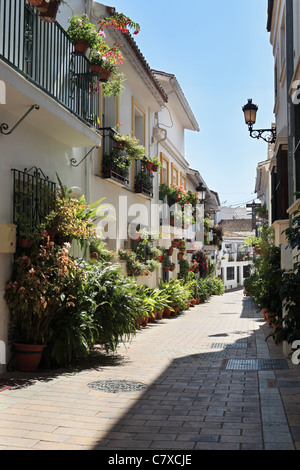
12, 167, 56, 236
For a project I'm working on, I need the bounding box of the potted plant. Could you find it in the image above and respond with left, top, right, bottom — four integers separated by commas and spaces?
40, 181, 104, 247
89, 50, 115, 82
4, 241, 82, 371
134, 169, 154, 194
169, 262, 176, 272
151, 156, 163, 172
33, 0, 64, 23
66, 14, 102, 53
144, 157, 154, 170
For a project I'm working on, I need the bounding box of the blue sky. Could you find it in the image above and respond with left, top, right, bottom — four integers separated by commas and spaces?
107, 0, 275, 207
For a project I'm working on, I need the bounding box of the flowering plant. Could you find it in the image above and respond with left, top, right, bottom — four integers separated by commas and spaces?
40, 181, 105, 244
90, 50, 115, 70
4, 241, 84, 345
144, 156, 163, 169
99, 12, 141, 35
66, 14, 103, 50
114, 134, 146, 160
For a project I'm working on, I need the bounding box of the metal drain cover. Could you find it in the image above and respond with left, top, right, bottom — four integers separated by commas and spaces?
210, 342, 247, 349
225, 359, 289, 370
88, 380, 148, 393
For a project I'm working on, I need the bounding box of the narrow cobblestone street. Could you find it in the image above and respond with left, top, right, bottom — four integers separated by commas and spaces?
0, 288, 300, 451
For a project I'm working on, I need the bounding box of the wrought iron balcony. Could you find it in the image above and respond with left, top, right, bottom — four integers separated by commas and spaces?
100, 127, 130, 186
0, 0, 99, 130
134, 161, 154, 198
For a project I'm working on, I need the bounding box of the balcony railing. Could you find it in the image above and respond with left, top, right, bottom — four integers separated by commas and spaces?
100, 127, 130, 186
0, 0, 99, 129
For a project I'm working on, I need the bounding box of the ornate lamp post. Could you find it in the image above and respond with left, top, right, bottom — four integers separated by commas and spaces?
196, 182, 206, 203
242, 99, 276, 144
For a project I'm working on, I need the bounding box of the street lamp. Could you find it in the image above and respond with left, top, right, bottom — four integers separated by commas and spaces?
242, 99, 276, 144
196, 182, 206, 203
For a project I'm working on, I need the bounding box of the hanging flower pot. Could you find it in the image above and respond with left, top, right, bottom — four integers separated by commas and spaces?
166, 248, 173, 256
91, 65, 112, 82
178, 253, 183, 261
152, 164, 159, 172
171, 240, 178, 248
145, 161, 153, 170
18, 237, 34, 249
37, 0, 61, 23
13, 343, 47, 372
163, 265, 171, 272
116, 140, 125, 149
74, 40, 89, 54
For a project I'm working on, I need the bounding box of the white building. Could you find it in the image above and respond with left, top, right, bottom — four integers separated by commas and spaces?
0, 0, 218, 370
218, 219, 254, 290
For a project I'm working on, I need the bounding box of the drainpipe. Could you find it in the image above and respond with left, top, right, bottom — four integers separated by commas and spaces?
286, 0, 295, 207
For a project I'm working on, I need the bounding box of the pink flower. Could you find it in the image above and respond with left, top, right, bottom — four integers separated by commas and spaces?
77, 19, 82, 26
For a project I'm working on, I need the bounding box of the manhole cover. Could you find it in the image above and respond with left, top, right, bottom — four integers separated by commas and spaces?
88, 380, 148, 393
210, 342, 247, 349
225, 359, 289, 370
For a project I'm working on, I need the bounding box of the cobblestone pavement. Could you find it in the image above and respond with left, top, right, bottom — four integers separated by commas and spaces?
0, 288, 300, 451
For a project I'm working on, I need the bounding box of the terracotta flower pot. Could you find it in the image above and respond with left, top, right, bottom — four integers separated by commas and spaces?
18, 237, 34, 249
37, 0, 60, 23
163, 307, 172, 318
145, 161, 153, 170
91, 65, 112, 82
74, 40, 89, 54
152, 164, 159, 172
14, 343, 46, 372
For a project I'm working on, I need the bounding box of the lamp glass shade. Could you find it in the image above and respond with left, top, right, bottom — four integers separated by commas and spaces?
196, 182, 206, 202
242, 99, 258, 126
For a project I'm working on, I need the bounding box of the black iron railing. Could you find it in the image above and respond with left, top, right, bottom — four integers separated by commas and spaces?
134, 160, 154, 198
12, 167, 56, 236
100, 127, 130, 186
0, 0, 100, 129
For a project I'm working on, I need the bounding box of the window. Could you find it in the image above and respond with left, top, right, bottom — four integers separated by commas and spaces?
160, 153, 169, 185
243, 265, 251, 278
132, 97, 145, 145
171, 163, 178, 186
226, 267, 234, 281
180, 172, 186, 189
